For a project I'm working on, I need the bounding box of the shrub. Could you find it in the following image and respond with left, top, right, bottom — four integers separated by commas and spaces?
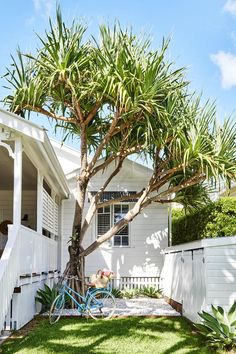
120, 288, 139, 299
140, 286, 163, 299
117, 286, 163, 299
172, 197, 236, 245
111, 288, 123, 298
195, 303, 236, 351
35, 284, 59, 313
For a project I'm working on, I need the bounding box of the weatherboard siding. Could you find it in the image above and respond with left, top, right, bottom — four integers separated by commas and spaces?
61, 161, 168, 277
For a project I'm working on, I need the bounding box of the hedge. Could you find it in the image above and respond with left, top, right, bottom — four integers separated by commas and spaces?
172, 197, 236, 245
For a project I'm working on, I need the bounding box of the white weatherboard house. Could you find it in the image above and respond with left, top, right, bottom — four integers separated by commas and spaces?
0, 109, 168, 330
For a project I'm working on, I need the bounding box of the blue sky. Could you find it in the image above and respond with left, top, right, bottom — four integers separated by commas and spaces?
0, 0, 236, 142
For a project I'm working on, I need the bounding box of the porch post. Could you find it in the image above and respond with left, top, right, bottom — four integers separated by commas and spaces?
37, 170, 43, 234
13, 138, 22, 226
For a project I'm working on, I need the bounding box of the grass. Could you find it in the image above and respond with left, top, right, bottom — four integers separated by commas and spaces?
0, 317, 213, 354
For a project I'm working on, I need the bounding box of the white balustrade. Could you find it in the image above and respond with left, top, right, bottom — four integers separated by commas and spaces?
19, 225, 58, 274
0, 225, 58, 331
0, 225, 20, 331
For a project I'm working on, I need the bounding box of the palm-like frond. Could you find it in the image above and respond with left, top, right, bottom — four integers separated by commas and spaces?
2, 6, 236, 210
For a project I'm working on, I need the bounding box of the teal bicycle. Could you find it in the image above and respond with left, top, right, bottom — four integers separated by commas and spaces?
49, 276, 116, 323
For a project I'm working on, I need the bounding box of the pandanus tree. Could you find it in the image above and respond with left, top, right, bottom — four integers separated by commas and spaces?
2, 8, 236, 292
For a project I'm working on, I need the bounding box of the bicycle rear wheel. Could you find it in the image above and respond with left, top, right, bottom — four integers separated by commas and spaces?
49, 294, 65, 324
87, 290, 116, 320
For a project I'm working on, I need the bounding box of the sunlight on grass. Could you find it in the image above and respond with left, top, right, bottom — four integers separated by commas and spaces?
1, 317, 212, 354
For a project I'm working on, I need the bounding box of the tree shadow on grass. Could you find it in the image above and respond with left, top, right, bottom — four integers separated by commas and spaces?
1, 317, 211, 354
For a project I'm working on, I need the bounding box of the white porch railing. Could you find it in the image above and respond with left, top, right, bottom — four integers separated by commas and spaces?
19, 225, 58, 274
0, 225, 20, 331
0, 225, 58, 331
42, 189, 59, 236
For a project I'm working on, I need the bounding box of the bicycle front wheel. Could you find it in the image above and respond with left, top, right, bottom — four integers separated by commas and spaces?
87, 290, 116, 320
49, 294, 65, 324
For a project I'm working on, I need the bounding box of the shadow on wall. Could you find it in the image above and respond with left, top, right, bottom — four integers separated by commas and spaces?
111, 229, 168, 277
85, 227, 168, 278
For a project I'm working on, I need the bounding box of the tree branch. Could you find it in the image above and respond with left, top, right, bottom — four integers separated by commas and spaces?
86, 111, 121, 173
88, 155, 117, 178
22, 105, 77, 124
84, 101, 101, 125
80, 186, 151, 257
80, 156, 125, 242
79, 124, 88, 173
88, 143, 145, 179
80, 170, 206, 257
96, 191, 144, 208
143, 172, 206, 207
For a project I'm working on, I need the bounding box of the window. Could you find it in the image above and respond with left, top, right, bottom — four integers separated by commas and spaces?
97, 204, 130, 247
97, 206, 111, 236
113, 204, 129, 246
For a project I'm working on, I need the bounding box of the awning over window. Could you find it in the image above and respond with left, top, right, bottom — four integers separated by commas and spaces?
89, 191, 138, 203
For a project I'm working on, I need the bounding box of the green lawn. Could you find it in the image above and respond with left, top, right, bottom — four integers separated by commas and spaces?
1, 317, 212, 354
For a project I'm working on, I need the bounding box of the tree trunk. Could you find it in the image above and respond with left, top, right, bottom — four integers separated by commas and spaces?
63, 177, 87, 305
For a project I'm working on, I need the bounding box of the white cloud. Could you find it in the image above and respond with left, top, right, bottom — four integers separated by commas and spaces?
33, 0, 55, 19
223, 0, 236, 15
25, 16, 36, 26
211, 51, 236, 89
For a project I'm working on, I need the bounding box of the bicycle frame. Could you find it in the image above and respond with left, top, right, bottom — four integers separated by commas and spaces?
59, 282, 110, 312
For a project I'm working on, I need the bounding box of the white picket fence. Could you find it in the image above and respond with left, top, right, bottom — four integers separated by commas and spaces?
85, 276, 160, 290
112, 276, 160, 289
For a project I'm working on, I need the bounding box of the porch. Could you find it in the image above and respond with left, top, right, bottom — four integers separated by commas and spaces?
0, 115, 69, 331
0, 134, 61, 257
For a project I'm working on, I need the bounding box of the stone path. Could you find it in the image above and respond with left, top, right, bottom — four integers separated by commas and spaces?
57, 298, 180, 317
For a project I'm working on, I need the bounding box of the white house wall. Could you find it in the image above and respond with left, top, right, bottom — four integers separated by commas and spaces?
85, 204, 168, 277
61, 160, 168, 277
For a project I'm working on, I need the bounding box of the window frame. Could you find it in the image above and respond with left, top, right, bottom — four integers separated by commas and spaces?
96, 205, 111, 237
96, 204, 130, 248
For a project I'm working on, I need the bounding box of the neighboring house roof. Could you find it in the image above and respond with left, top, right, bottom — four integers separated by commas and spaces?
0, 108, 69, 197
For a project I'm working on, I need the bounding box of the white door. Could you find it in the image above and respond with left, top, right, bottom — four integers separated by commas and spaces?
182, 249, 206, 322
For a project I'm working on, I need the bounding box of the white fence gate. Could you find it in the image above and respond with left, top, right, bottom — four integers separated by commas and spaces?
162, 236, 236, 322
162, 247, 206, 322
